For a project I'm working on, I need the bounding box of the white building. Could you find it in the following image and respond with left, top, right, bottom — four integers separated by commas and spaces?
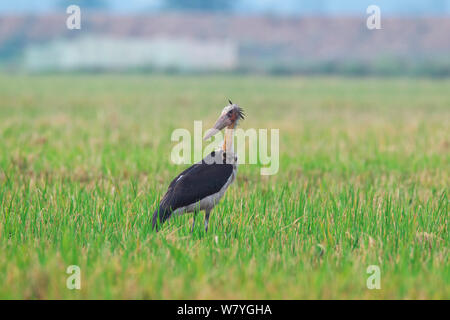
24, 35, 238, 71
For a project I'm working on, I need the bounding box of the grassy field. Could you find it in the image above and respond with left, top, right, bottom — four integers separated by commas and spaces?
0, 74, 448, 299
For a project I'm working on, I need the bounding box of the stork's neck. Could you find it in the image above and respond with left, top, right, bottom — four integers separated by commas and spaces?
222, 123, 235, 154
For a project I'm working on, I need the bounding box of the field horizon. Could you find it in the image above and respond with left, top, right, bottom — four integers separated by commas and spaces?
0, 74, 448, 299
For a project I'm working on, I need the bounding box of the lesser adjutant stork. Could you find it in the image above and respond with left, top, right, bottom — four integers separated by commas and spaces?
152, 100, 244, 232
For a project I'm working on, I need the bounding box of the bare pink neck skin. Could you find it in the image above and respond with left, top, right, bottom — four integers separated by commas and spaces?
222, 123, 235, 153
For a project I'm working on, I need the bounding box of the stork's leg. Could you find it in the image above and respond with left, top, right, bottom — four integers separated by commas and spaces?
191, 212, 198, 233
204, 209, 211, 233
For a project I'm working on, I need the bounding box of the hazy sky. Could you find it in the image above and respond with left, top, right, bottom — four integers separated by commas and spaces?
0, 0, 449, 15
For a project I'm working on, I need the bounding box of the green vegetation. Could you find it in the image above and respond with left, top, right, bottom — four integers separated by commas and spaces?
0, 74, 448, 299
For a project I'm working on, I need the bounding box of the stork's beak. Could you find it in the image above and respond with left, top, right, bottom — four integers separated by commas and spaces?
203, 113, 229, 140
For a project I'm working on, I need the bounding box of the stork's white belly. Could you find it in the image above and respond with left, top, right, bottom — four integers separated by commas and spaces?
173, 164, 237, 216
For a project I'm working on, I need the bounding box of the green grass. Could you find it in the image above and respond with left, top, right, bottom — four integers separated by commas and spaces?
0, 74, 448, 299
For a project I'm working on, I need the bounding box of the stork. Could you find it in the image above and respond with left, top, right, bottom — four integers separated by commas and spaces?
152, 100, 244, 233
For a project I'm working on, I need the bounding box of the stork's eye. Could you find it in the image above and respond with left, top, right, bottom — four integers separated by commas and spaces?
227, 111, 233, 117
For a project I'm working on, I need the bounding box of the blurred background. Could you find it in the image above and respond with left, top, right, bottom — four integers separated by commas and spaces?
0, 0, 450, 76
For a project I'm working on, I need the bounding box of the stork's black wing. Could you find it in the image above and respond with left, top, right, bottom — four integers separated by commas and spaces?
152, 161, 233, 230
162, 163, 233, 210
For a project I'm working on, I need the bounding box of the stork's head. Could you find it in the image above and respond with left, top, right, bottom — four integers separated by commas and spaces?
203, 99, 245, 140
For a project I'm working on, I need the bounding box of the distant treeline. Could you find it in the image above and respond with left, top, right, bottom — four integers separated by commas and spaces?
250, 58, 450, 77
2, 60, 450, 77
